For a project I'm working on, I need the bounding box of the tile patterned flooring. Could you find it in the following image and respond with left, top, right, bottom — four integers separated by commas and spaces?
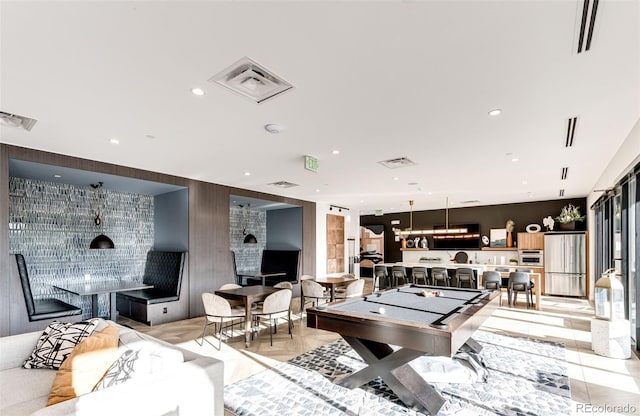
118, 282, 640, 415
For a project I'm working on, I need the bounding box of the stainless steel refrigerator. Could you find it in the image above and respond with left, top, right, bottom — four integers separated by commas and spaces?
544, 233, 586, 296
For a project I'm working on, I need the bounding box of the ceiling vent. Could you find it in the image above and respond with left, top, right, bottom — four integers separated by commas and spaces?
559, 189, 566, 197
0, 111, 37, 131
268, 181, 299, 189
576, 0, 600, 53
561, 167, 569, 180
565, 117, 577, 147
460, 200, 481, 204
209, 56, 294, 104
378, 157, 417, 169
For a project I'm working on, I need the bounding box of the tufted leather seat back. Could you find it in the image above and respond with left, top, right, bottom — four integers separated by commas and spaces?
16, 254, 36, 316
142, 251, 186, 295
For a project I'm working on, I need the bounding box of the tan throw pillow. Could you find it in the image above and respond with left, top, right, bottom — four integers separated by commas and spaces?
47, 324, 120, 406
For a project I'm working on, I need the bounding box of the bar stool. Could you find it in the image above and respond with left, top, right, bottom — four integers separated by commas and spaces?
431, 267, 450, 286
411, 266, 429, 285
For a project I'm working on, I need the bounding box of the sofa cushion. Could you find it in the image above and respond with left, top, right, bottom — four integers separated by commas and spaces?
23, 320, 99, 370
47, 324, 120, 406
0, 367, 55, 416
117, 288, 179, 304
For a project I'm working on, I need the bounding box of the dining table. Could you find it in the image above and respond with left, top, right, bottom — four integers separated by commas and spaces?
214, 285, 280, 347
314, 275, 356, 301
478, 271, 541, 310
53, 280, 153, 320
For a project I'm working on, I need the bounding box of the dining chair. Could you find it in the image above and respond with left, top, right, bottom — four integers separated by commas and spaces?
300, 280, 331, 314
373, 265, 389, 291
411, 266, 429, 285
335, 279, 365, 299
455, 268, 476, 288
481, 271, 503, 305
431, 267, 450, 287
197, 292, 245, 350
251, 289, 293, 346
507, 272, 534, 308
516, 268, 536, 293
273, 281, 293, 289
218, 283, 244, 307
391, 265, 408, 287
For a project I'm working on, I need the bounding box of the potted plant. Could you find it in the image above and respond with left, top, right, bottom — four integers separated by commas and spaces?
555, 204, 585, 230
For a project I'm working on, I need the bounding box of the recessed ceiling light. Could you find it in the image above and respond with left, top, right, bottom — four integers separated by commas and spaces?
393, 177, 399, 181
315, 189, 320, 193
244, 172, 251, 176
191, 88, 205, 96
332, 150, 340, 155
522, 180, 528, 185
511, 158, 519, 162
109, 138, 119, 144
488, 109, 502, 116
53, 174, 62, 178
264, 124, 284, 134
427, 192, 433, 195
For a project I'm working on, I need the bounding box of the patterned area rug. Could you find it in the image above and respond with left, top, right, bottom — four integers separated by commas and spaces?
224, 330, 572, 415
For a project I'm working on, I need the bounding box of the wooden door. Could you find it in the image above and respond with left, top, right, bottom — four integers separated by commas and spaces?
326, 214, 344, 274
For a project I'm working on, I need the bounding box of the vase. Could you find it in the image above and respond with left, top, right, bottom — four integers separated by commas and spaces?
558, 221, 576, 231
507, 232, 513, 248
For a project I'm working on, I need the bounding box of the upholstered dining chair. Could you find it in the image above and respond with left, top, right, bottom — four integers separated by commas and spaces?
481, 271, 503, 305
335, 279, 365, 299
300, 280, 331, 313
455, 268, 476, 288
507, 272, 534, 308
273, 281, 293, 289
391, 265, 408, 287
197, 292, 245, 350
251, 289, 293, 346
218, 283, 244, 308
411, 266, 429, 285
373, 265, 389, 291
431, 267, 450, 287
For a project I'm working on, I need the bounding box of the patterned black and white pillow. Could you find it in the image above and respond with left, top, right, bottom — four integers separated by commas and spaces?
93, 349, 139, 390
23, 319, 99, 369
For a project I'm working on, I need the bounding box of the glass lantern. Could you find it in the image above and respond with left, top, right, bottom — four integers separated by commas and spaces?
594, 268, 625, 321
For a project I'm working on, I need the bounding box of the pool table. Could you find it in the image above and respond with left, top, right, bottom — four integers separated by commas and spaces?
306, 285, 500, 415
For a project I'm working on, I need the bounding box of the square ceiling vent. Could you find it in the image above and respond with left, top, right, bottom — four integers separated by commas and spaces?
0, 111, 37, 131
378, 157, 417, 169
269, 181, 299, 189
209, 57, 294, 104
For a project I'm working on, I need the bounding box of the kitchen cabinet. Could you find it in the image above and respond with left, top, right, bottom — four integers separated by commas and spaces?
517, 232, 544, 250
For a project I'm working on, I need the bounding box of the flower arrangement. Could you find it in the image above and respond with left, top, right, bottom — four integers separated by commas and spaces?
555, 204, 585, 224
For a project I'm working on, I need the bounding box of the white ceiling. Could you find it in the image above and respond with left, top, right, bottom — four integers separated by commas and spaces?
1, 1, 638, 215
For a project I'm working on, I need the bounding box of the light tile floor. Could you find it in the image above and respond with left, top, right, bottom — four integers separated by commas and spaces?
119, 284, 640, 416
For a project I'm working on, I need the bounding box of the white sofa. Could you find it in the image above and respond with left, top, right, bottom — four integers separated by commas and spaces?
0, 323, 224, 416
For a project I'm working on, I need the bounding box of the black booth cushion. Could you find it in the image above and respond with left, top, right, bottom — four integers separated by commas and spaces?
117, 289, 179, 305
33, 299, 82, 320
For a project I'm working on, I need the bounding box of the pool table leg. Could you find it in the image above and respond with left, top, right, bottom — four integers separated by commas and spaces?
338, 336, 446, 415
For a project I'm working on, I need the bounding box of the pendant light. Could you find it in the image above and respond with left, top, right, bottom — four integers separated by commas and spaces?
396, 198, 468, 236
89, 182, 114, 249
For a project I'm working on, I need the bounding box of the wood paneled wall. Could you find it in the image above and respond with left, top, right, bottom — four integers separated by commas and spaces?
0, 144, 316, 334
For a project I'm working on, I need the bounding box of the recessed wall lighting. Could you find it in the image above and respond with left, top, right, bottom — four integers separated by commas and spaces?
332, 150, 340, 155
264, 124, 284, 134
488, 109, 502, 116
244, 172, 251, 176
108, 138, 119, 144
191, 88, 205, 96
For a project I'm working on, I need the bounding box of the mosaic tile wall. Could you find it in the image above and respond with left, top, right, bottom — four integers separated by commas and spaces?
9, 177, 154, 318
230, 206, 266, 271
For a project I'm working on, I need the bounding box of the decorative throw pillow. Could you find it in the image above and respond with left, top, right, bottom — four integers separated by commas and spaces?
93, 339, 184, 391
47, 324, 120, 406
23, 319, 99, 369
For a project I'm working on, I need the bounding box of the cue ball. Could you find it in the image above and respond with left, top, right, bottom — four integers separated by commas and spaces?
378, 307, 386, 314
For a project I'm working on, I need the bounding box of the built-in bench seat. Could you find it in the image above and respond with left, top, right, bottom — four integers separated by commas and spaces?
116, 250, 187, 326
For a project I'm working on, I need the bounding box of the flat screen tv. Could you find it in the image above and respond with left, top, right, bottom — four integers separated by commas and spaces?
260, 249, 301, 285
431, 224, 481, 250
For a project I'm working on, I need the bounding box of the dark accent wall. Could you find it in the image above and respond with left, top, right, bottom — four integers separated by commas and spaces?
0, 144, 316, 334
361, 198, 588, 263
267, 207, 303, 250
154, 189, 189, 251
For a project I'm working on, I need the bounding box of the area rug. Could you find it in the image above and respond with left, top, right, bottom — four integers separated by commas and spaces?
224, 330, 572, 415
